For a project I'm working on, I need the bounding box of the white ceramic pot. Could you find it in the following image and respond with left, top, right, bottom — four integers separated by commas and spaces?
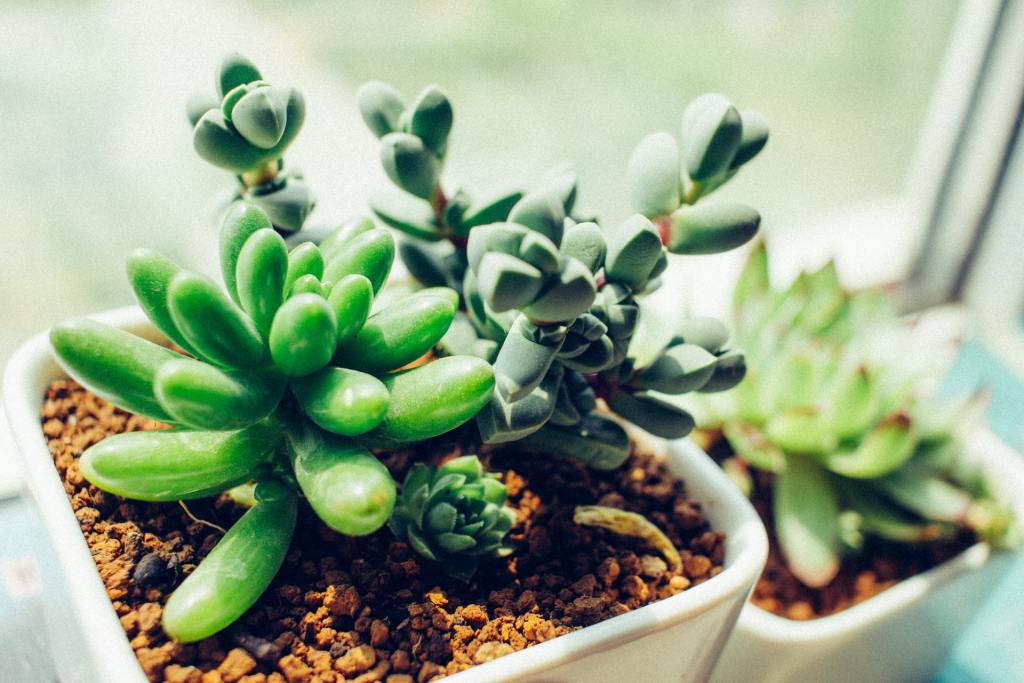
3, 306, 769, 683
712, 429, 1024, 683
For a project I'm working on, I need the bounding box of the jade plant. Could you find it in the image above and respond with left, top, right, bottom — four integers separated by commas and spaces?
50, 200, 499, 641
358, 83, 766, 468
688, 242, 1018, 587
187, 53, 314, 234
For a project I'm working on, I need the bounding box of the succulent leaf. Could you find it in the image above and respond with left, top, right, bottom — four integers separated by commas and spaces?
268, 293, 337, 377
628, 131, 682, 217
369, 189, 442, 241
155, 359, 285, 430
559, 221, 607, 273
604, 214, 664, 289
220, 202, 274, 304
357, 80, 406, 138
607, 391, 696, 439
731, 110, 769, 169
666, 202, 760, 255
126, 249, 201, 358
323, 228, 395, 293
380, 132, 438, 200
773, 456, 841, 588
409, 85, 454, 156
217, 52, 263, 98
236, 228, 288, 337
508, 189, 565, 244
521, 413, 630, 470
292, 367, 389, 436
681, 93, 742, 182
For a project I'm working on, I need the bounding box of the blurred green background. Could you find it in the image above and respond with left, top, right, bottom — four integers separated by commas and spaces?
0, 0, 956, 361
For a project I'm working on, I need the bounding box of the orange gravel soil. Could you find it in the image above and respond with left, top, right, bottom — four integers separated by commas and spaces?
43, 379, 725, 682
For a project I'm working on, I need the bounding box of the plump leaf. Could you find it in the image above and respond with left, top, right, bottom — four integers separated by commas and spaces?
126, 249, 200, 357
380, 132, 438, 199
288, 274, 322, 298
764, 407, 836, 455
323, 228, 395, 293
461, 190, 524, 229
522, 258, 597, 323
604, 214, 664, 289
163, 480, 296, 642
699, 348, 747, 393
326, 274, 374, 348
79, 421, 282, 501
168, 272, 267, 369
522, 413, 630, 470
666, 202, 760, 255
675, 317, 730, 353
283, 242, 324, 294
231, 86, 289, 149
286, 426, 396, 536
475, 252, 543, 312
517, 232, 561, 274
478, 366, 562, 443
336, 291, 455, 373
825, 413, 917, 478
409, 85, 453, 155
364, 356, 495, 446
155, 359, 284, 430
220, 201, 274, 304
50, 318, 181, 422
357, 80, 406, 138
731, 110, 769, 169
268, 293, 337, 377
248, 174, 315, 234
607, 391, 696, 438
508, 189, 565, 244
774, 456, 841, 588
681, 93, 742, 182
634, 343, 717, 394
560, 221, 606, 273
217, 52, 262, 98
236, 228, 288, 337
292, 367, 388, 436
821, 366, 879, 439
186, 90, 218, 128
492, 316, 565, 401
628, 131, 681, 217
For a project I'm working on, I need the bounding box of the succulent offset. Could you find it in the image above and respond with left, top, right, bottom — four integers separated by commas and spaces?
689, 243, 1018, 587
360, 83, 767, 468
188, 53, 314, 234
389, 455, 517, 581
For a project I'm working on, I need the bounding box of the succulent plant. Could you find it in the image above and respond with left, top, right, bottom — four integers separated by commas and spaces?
188, 53, 314, 234
689, 242, 1018, 587
360, 84, 766, 467
50, 200, 496, 641
389, 455, 517, 581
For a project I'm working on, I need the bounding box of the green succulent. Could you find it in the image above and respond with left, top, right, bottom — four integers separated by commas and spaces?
188, 53, 314, 234
51, 200, 495, 642
389, 455, 517, 581
690, 242, 1018, 587
360, 85, 766, 468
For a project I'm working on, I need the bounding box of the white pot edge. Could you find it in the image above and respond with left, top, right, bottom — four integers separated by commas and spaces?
3, 305, 769, 683
734, 428, 1024, 645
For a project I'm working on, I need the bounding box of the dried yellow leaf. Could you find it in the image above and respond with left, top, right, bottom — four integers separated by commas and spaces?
573, 505, 682, 573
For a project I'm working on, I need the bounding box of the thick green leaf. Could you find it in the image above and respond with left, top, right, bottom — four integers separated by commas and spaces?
560, 221, 606, 273
163, 480, 296, 642
522, 258, 597, 323
220, 201, 274, 304
774, 456, 841, 588
461, 190, 524, 229
80, 421, 281, 501
283, 242, 324, 294
825, 413, 916, 478
236, 228, 287, 337
492, 316, 565, 401
268, 293, 336, 377
380, 132, 438, 200
731, 110, 769, 169
247, 174, 315, 234
522, 413, 630, 470
288, 274, 322, 298
475, 252, 543, 312
607, 391, 696, 439
364, 356, 495, 446
126, 249, 199, 357
336, 291, 455, 373
666, 203, 760, 255
821, 366, 879, 439
155, 359, 284, 430
699, 348, 747, 393
764, 407, 836, 455
676, 317, 730, 353
409, 85, 453, 155
369, 189, 442, 241
604, 214, 664, 289
634, 343, 717, 394
628, 131, 681, 217
357, 80, 406, 138
323, 228, 395, 293
50, 318, 181, 422
292, 367, 389, 436
681, 93, 742, 182
217, 52, 262, 98
477, 366, 562, 443
508, 189, 565, 244
168, 272, 267, 369
231, 86, 289, 149
326, 274, 374, 348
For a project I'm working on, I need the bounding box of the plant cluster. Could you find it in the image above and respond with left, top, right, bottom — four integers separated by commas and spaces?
187, 53, 314, 234
359, 82, 767, 468
689, 243, 1018, 587
52, 199, 498, 641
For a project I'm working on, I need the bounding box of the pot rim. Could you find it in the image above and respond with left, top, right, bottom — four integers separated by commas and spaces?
737, 428, 1024, 644
3, 305, 769, 682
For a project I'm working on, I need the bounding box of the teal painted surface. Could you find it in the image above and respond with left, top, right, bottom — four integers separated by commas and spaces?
936, 339, 1024, 682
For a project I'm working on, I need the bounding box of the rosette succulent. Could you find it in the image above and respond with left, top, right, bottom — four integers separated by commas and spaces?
187, 53, 314, 234
389, 455, 517, 581
689, 242, 1018, 587
50, 201, 495, 641
360, 84, 767, 468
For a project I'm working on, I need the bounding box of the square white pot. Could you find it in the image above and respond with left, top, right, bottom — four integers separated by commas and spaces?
3, 306, 769, 683
711, 429, 1024, 683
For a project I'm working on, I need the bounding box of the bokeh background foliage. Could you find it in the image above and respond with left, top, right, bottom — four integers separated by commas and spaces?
0, 0, 956, 360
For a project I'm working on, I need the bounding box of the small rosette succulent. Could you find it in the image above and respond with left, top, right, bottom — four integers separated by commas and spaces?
389, 455, 516, 581
50, 200, 495, 642
690, 242, 1018, 588
361, 85, 767, 468
188, 53, 313, 233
